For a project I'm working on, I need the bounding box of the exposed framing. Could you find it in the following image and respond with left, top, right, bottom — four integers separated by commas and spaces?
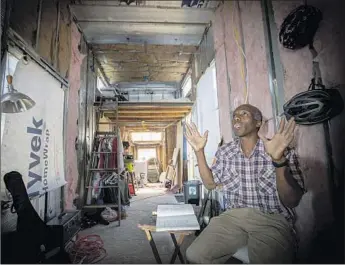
261, 0, 285, 131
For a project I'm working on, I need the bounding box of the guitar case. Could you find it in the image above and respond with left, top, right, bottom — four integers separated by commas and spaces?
1, 171, 71, 264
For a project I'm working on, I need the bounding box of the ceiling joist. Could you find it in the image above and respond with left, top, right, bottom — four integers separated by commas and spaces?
70, 3, 212, 83
116, 110, 190, 114
96, 43, 195, 83
102, 101, 193, 129
70, 5, 214, 24
93, 44, 197, 54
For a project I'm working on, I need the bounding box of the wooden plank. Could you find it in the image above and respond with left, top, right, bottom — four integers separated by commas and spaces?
102, 62, 189, 69
118, 104, 192, 109
93, 44, 198, 54
116, 111, 190, 116
136, 53, 191, 63
117, 121, 171, 125
118, 106, 192, 110
99, 53, 191, 63
118, 110, 190, 114
117, 113, 185, 117
70, 5, 214, 24
108, 75, 183, 82
109, 71, 150, 78
106, 68, 188, 74
126, 126, 166, 129
117, 118, 178, 122
114, 117, 187, 121
117, 112, 185, 118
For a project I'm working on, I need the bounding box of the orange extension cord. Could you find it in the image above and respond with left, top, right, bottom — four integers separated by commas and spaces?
68, 235, 107, 264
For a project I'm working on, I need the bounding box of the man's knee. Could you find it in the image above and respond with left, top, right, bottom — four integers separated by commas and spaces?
248, 247, 294, 264
247, 232, 294, 263
186, 241, 209, 264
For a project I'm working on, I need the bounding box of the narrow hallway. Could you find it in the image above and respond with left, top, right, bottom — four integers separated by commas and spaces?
1, 0, 344, 264
78, 184, 194, 264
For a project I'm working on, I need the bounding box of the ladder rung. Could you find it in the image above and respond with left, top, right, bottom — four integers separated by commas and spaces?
98, 122, 118, 125
96, 132, 118, 135
92, 152, 117, 154
83, 204, 118, 209
97, 96, 120, 100
89, 168, 118, 171
85, 186, 119, 189
94, 136, 118, 139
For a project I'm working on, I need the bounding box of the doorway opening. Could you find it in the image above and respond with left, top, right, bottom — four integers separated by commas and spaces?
137, 148, 157, 161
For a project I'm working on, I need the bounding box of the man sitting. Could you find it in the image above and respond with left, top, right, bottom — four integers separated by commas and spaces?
184, 104, 305, 264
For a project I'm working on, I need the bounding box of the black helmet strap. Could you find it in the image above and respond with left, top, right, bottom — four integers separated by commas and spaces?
309, 37, 338, 225
308, 43, 325, 91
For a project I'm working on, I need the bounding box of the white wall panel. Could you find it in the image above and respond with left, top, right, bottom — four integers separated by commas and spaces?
195, 60, 220, 165
187, 60, 220, 183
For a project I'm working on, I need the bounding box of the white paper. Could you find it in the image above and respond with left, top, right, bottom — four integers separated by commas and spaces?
156, 204, 200, 232
157, 204, 194, 217
156, 215, 200, 232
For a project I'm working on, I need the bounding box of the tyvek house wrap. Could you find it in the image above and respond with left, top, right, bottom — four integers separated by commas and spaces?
1, 57, 66, 198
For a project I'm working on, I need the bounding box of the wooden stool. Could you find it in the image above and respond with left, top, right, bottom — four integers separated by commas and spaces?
138, 224, 192, 264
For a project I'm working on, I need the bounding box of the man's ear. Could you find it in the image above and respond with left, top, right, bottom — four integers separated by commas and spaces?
256, 120, 262, 128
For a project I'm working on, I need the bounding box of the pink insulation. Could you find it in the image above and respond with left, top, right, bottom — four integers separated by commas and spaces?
213, 0, 344, 257
213, 9, 233, 143
239, 2, 273, 119
64, 23, 85, 210
214, 2, 274, 142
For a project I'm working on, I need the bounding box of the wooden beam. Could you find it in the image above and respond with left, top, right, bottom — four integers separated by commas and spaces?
93, 44, 198, 54
120, 126, 167, 130
101, 61, 188, 69
118, 108, 191, 112
103, 112, 190, 118
118, 117, 178, 120
118, 110, 189, 114
99, 53, 191, 63
119, 105, 192, 110
105, 68, 188, 74
108, 75, 183, 83
107, 115, 188, 119
111, 117, 185, 121
117, 121, 170, 123
111, 113, 186, 118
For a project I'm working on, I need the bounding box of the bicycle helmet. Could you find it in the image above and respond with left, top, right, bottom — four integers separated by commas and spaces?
283, 88, 344, 125
279, 5, 322, 50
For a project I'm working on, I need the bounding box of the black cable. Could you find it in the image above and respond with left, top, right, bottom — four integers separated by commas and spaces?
1, 0, 13, 61
309, 45, 338, 222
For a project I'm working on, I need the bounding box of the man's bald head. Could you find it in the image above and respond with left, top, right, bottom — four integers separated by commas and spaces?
234, 104, 263, 122
232, 104, 263, 137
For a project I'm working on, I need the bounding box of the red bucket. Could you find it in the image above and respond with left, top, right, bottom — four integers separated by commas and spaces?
128, 184, 135, 195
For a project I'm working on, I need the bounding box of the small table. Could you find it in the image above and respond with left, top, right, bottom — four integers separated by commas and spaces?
138, 224, 193, 264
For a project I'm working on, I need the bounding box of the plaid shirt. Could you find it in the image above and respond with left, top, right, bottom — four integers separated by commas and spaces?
211, 138, 305, 224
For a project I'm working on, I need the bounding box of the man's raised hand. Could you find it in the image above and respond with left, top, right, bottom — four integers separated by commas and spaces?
258, 117, 296, 161
184, 122, 208, 152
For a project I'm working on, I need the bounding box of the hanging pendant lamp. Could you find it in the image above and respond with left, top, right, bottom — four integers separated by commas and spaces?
1, 75, 35, 113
